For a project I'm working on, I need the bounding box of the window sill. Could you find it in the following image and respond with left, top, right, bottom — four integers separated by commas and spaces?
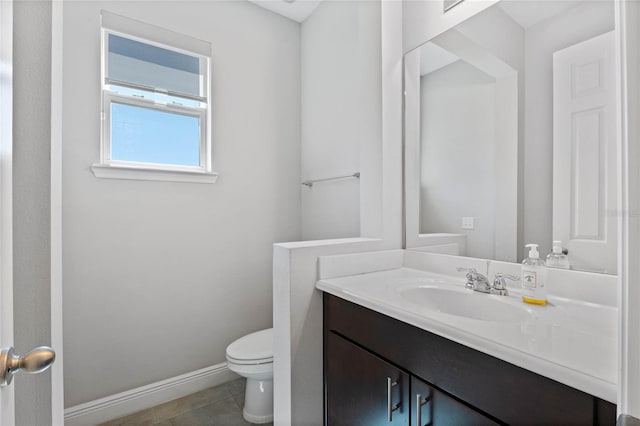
91, 163, 219, 184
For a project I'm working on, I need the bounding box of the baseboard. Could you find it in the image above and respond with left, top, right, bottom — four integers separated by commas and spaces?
64, 362, 238, 426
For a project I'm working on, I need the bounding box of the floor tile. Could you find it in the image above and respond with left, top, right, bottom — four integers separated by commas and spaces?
232, 392, 245, 411
168, 396, 242, 425
167, 407, 212, 425
98, 407, 156, 426
101, 379, 265, 426
226, 378, 246, 397
153, 384, 231, 420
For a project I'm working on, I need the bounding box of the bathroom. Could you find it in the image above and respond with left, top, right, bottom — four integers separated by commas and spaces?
2, 0, 640, 425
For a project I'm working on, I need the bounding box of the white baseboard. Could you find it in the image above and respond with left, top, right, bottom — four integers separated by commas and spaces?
64, 362, 238, 426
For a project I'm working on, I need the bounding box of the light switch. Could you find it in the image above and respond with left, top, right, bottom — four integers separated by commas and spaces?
462, 217, 474, 230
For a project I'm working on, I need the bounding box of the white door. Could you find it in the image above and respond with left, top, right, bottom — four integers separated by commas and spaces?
553, 31, 617, 274
1, 0, 61, 424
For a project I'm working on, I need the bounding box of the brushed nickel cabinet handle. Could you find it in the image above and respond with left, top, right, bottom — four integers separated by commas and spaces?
387, 377, 400, 422
0, 346, 55, 386
416, 393, 429, 426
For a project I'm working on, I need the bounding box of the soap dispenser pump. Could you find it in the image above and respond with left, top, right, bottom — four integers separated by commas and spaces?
522, 244, 547, 305
546, 240, 570, 270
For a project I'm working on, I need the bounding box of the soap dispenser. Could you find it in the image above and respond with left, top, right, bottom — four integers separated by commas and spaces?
522, 244, 547, 305
546, 240, 570, 270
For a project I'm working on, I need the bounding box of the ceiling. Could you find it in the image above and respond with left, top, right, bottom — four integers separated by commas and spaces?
497, 0, 581, 29
247, 0, 322, 23
248, 0, 583, 28
420, 42, 460, 76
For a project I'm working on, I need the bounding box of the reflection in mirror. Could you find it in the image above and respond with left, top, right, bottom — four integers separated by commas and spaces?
404, 0, 617, 275
444, 0, 465, 13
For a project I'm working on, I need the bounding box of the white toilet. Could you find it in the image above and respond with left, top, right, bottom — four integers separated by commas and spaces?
226, 328, 274, 424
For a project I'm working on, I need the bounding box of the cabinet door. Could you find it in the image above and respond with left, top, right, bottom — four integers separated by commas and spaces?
411, 376, 499, 426
325, 332, 410, 425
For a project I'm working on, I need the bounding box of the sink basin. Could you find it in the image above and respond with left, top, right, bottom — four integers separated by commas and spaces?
397, 285, 531, 322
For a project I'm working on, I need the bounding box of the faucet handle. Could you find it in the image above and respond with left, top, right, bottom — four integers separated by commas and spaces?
501, 273, 520, 282
492, 273, 519, 295
457, 267, 478, 290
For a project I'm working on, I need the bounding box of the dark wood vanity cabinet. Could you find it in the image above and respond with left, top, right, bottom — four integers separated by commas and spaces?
326, 331, 497, 426
323, 293, 616, 426
326, 331, 410, 425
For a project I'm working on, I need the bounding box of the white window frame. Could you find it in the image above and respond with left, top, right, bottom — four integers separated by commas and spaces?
92, 12, 217, 183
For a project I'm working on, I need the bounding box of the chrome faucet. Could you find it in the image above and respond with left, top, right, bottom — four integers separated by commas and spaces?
457, 268, 519, 296
457, 268, 492, 293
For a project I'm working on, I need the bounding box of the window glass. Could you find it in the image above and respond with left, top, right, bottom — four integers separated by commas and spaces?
111, 102, 201, 167
108, 33, 202, 97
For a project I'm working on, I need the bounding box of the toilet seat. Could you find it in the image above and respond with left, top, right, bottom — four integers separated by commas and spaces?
226, 328, 273, 365
227, 355, 273, 365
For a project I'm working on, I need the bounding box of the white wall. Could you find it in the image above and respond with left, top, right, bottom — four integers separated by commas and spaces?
274, 1, 403, 423
274, 238, 387, 426
403, 0, 499, 54
447, 5, 525, 261
13, 0, 53, 424
456, 4, 526, 258
61, 1, 301, 407
406, 5, 523, 260
420, 60, 497, 260
300, 1, 382, 240
523, 1, 614, 258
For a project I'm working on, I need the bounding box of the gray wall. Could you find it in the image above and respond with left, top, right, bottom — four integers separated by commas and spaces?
455, 5, 525, 260
300, 1, 381, 240
13, 0, 52, 424
419, 61, 497, 260
62, 1, 301, 406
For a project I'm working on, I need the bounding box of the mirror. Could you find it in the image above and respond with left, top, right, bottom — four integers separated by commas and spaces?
404, 0, 617, 275
444, 0, 465, 12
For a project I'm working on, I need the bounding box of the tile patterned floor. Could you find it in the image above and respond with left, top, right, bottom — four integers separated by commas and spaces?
100, 378, 273, 426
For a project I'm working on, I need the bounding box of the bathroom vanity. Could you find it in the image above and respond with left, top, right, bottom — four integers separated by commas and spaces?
323, 293, 614, 425
353, 0, 621, 421
317, 256, 617, 425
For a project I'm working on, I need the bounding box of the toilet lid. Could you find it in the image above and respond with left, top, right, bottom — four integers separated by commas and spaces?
226, 328, 273, 362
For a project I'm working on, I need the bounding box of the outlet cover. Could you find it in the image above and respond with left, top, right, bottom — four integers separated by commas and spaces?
462, 217, 474, 230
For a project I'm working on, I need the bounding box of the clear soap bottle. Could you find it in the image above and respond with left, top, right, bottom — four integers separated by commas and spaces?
546, 240, 570, 270
522, 244, 547, 306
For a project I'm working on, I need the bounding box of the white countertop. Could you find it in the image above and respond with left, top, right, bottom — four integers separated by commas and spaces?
317, 267, 617, 403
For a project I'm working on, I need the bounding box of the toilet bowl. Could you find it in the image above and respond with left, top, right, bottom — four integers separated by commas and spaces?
226, 328, 273, 424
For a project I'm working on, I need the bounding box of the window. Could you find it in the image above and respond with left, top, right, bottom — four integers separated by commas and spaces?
92, 11, 217, 183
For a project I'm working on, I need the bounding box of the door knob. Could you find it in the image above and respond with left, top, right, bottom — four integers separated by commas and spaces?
0, 346, 55, 386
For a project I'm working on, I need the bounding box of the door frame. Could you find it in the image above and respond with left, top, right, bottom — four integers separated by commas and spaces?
0, 0, 15, 423
51, 0, 65, 424
2, 0, 65, 423
616, 0, 640, 418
